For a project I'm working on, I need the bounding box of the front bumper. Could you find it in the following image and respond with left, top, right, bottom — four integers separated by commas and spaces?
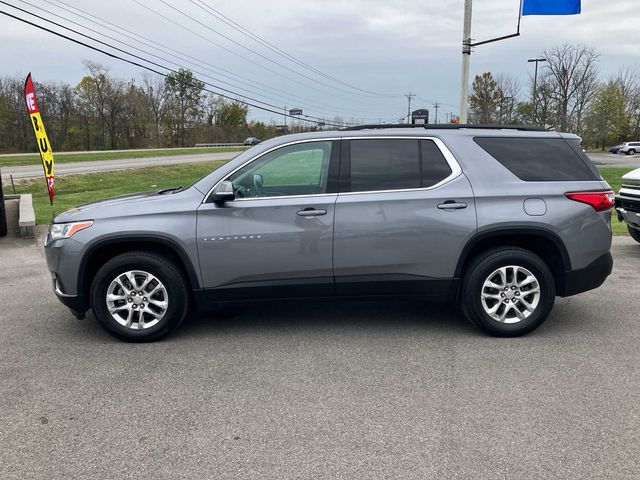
51, 273, 85, 318
45, 237, 87, 318
561, 252, 613, 297
615, 195, 640, 231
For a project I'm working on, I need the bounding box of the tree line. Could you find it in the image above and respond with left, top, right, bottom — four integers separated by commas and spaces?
0, 62, 284, 153
468, 44, 640, 149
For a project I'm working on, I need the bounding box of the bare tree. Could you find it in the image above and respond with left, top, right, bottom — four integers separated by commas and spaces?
496, 74, 521, 124
540, 44, 599, 132
143, 73, 169, 148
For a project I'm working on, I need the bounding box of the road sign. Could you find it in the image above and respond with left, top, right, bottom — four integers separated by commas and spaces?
317, 122, 325, 127
288, 108, 302, 116
411, 109, 429, 124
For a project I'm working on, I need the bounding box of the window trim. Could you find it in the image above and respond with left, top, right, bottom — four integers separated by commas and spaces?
204, 136, 461, 203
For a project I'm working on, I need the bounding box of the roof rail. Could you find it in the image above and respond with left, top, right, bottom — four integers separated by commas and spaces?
341, 123, 547, 132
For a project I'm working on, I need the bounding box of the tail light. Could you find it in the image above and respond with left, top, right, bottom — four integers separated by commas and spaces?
565, 191, 615, 212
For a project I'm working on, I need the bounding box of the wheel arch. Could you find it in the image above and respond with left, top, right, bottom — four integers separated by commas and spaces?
455, 227, 572, 296
79, 234, 200, 311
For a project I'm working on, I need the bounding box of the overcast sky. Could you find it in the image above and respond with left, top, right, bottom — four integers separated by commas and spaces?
0, 0, 637, 124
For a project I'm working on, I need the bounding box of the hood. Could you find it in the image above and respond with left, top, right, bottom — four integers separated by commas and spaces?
622, 167, 640, 184
52, 187, 197, 223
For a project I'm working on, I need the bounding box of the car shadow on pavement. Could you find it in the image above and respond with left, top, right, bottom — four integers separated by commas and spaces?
175, 299, 474, 339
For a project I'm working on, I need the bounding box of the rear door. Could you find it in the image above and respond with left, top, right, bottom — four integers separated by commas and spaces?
333, 137, 476, 297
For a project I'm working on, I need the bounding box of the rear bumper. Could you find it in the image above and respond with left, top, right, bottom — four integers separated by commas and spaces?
561, 252, 613, 297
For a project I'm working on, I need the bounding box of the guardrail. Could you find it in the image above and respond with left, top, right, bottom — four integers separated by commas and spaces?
194, 143, 245, 147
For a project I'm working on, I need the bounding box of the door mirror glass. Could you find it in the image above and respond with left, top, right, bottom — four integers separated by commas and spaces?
211, 180, 235, 203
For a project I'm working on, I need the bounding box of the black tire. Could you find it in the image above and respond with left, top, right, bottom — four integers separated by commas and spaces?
90, 251, 190, 342
627, 149, 636, 155
461, 247, 556, 337
628, 225, 640, 243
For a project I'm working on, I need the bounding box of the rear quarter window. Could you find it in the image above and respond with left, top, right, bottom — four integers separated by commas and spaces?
473, 137, 598, 182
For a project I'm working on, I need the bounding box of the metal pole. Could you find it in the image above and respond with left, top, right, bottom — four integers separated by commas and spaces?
528, 58, 546, 126
459, 0, 473, 124
405, 92, 415, 123
532, 62, 538, 124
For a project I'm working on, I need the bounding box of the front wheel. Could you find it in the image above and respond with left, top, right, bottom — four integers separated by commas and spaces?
461, 248, 556, 337
90, 251, 190, 341
627, 149, 636, 155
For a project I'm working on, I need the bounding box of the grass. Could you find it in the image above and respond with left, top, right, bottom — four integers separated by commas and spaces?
0, 146, 246, 168
598, 166, 634, 235
9, 161, 637, 235
14, 161, 227, 224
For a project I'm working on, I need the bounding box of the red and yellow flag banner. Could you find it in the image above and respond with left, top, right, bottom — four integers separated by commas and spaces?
24, 73, 55, 205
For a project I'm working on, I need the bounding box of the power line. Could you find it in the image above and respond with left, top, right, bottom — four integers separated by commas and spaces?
129, 0, 396, 108
156, 0, 395, 99
0, 6, 346, 127
189, 0, 400, 98
22, 0, 398, 120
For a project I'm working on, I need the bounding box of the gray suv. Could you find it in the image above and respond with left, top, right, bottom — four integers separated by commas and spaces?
45, 125, 614, 341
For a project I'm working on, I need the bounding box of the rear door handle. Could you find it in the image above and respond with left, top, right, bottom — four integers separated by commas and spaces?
297, 208, 327, 217
437, 201, 467, 210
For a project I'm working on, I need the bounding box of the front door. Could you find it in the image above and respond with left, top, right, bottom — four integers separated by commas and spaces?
197, 139, 339, 300
333, 137, 476, 297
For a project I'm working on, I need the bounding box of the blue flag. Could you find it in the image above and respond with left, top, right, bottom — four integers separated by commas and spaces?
522, 0, 581, 15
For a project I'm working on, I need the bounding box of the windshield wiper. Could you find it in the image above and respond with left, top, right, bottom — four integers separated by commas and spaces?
158, 186, 184, 194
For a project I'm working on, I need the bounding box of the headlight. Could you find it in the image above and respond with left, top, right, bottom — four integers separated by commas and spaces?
48, 220, 94, 242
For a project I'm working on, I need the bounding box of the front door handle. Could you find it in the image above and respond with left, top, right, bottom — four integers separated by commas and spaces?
437, 201, 467, 210
297, 208, 327, 217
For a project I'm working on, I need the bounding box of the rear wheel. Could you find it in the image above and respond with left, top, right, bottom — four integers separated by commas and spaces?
461, 248, 556, 337
628, 225, 640, 243
90, 251, 190, 341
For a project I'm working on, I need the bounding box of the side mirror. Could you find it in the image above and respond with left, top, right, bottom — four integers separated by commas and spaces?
211, 180, 235, 203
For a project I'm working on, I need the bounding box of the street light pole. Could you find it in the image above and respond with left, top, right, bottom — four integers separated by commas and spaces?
459, 0, 473, 124
528, 58, 546, 125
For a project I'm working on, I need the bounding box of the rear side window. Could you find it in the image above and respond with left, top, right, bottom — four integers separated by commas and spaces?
349, 139, 420, 192
474, 137, 598, 181
421, 140, 452, 187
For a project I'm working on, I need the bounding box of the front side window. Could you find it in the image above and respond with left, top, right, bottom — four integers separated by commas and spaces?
228, 141, 332, 198
349, 139, 420, 192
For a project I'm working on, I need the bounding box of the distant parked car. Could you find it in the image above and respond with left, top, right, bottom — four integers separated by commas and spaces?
616, 142, 640, 155
609, 145, 622, 154
244, 137, 260, 146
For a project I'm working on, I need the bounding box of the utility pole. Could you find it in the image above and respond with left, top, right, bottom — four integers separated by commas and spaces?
283, 106, 287, 132
528, 58, 546, 125
405, 92, 416, 123
433, 102, 441, 124
459, 0, 473, 124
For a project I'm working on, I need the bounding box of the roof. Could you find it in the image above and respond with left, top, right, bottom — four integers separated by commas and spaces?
341, 123, 547, 132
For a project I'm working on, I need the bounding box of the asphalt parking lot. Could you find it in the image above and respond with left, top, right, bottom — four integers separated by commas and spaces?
588, 151, 640, 167
1, 230, 639, 479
